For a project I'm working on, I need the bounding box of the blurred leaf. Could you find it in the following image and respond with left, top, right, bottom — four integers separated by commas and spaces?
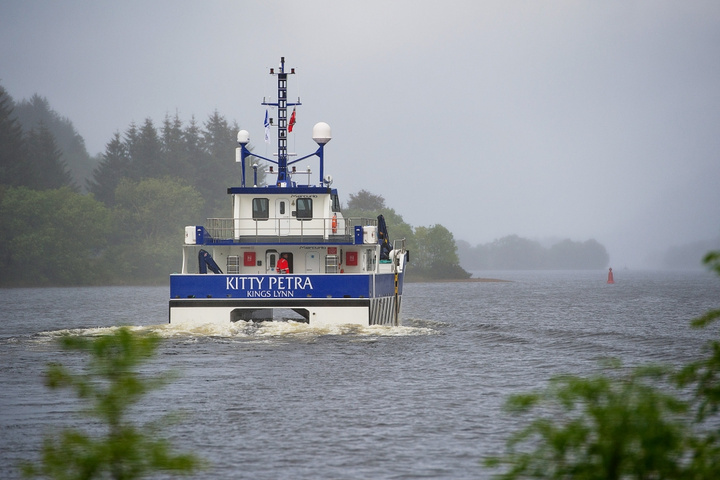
23, 328, 201, 479
485, 250, 720, 479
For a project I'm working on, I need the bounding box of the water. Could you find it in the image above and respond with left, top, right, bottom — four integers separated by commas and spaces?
1, 270, 719, 479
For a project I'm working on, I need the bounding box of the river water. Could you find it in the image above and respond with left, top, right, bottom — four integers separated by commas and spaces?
1, 270, 719, 479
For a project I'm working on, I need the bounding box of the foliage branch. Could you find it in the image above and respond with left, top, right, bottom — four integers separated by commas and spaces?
22, 328, 200, 479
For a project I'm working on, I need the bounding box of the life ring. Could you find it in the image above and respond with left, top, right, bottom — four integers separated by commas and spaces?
332, 213, 337, 234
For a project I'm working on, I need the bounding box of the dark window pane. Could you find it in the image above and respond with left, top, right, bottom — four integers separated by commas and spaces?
297, 198, 313, 220
252, 198, 269, 220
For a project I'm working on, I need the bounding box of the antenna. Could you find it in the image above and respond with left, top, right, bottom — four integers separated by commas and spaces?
239, 58, 331, 189
261, 56, 301, 185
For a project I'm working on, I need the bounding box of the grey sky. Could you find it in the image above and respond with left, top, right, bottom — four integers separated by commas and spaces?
2, 0, 719, 267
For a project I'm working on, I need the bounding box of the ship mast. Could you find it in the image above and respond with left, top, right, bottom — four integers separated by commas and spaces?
236, 57, 331, 189
262, 56, 301, 186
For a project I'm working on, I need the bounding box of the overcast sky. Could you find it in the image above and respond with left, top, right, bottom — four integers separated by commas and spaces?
2, 0, 719, 267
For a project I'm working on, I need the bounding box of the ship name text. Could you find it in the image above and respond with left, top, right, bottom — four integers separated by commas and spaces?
226, 276, 314, 292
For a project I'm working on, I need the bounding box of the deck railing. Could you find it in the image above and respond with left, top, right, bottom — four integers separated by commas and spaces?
204, 216, 378, 243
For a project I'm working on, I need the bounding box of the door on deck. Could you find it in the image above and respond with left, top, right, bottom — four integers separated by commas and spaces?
305, 251, 320, 273
276, 198, 290, 236
266, 250, 278, 274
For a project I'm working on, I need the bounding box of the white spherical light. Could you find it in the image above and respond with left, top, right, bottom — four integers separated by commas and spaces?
237, 130, 250, 145
312, 122, 331, 145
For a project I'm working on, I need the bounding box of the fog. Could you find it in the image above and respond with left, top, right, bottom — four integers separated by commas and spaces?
2, 1, 719, 268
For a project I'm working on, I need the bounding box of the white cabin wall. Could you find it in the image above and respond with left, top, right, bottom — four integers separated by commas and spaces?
184, 244, 382, 275
230, 192, 348, 240
189, 191, 371, 276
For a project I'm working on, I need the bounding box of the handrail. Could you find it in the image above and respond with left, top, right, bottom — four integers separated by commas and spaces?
203, 216, 378, 242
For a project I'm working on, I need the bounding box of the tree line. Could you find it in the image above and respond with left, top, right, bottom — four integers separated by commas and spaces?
87, 111, 259, 217
1, 82, 606, 285
1, 84, 470, 286
0, 83, 252, 286
457, 234, 610, 270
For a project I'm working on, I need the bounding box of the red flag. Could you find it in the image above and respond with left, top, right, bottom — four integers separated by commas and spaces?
288, 107, 296, 132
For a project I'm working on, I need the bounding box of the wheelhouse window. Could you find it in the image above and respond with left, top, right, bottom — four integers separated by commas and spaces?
331, 193, 341, 213
296, 198, 313, 220
252, 198, 269, 220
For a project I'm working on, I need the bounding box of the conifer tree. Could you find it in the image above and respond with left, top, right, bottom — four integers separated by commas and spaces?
130, 118, 164, 178
183, 115, 204, 176
161, 112, 190, 180
203, 110, 233, 161
88, 132, 131, 205
123, 122, 140, 180
203, 110, 249, 192
25, 123, 77, 191
0, 85, 31, 187
14, 94, 93, 190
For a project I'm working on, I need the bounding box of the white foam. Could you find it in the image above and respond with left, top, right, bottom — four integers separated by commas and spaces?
36, 321, 436, 340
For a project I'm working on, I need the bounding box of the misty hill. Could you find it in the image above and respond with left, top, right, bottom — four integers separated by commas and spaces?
457, 235, 720, 271
457, 235, 610, 270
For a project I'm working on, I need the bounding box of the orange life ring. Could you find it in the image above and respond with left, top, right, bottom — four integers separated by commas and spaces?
332, 213, 337, 234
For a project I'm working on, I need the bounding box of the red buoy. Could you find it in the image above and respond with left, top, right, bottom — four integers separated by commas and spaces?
607, 267, 615, 284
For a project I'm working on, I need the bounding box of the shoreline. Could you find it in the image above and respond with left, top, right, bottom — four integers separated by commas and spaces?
407, 277, 510, 283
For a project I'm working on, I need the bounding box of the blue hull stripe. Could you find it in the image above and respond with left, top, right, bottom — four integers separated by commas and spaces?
170, 273, 403, 300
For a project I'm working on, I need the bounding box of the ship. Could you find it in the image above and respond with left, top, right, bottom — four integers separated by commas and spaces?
169, 57, 408, 327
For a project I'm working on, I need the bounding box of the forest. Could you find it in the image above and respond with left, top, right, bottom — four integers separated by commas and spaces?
0, 83, 470, 286
0, 83, 626, 287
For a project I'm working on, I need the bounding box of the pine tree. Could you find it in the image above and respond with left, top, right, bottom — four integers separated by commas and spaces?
161, 112, 190, 180
203, 110, 232, 161
182, 116, 214, 213
183, 115, 204, 181
131, 118, 164, 178
25, 122, 77, 191
87, 132, 131, 205
0, 85, 32, 187
201, 111, 249, 215
123, 122, 140, 181
14, 94, 93, 190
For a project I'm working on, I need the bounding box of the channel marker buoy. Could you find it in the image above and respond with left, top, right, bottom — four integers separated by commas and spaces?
607, 267, 615, 284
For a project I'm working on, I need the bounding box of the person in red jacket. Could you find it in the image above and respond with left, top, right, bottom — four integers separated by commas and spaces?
277, 253, 289, 274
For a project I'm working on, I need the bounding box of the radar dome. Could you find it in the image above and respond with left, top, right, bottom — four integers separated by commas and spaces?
312, 122, 331, 145
237, 130, 250, 144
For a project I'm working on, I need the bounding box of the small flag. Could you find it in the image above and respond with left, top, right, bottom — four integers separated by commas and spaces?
264, 109, 270, 144
288, 107, 296, 133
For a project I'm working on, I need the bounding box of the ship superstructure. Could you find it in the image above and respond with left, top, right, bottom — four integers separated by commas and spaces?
169, 57, 407, 327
